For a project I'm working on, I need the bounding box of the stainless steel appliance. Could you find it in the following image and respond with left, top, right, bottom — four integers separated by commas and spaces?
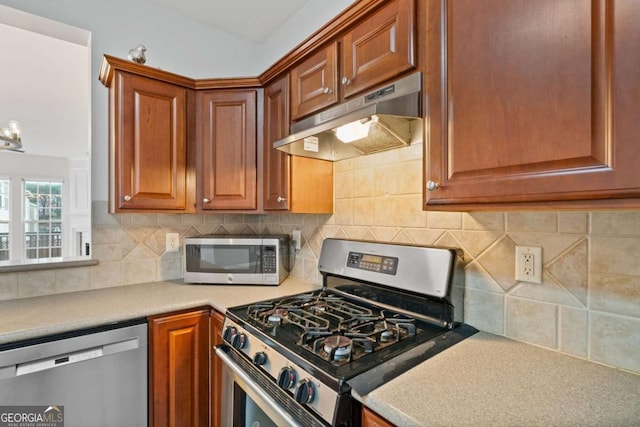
216, 238, 477, 426
273, 72, 422, 162
0, 319, 147, 427
184, 234, 291, 285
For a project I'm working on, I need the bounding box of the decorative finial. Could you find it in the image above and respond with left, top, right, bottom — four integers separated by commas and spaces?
128, 44, 147, 64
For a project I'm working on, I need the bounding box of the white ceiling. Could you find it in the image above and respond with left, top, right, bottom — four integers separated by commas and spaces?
145, 0, 313, 43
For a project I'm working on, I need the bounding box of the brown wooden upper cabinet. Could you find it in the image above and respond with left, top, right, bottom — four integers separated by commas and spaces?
107, 71, 191, 212
290, 42, 339, 120
264, 75, 333, 213
291, 0, 416, 120
425, 0, 640, 208
341, 0, 415, 98
198, 90, 258, 210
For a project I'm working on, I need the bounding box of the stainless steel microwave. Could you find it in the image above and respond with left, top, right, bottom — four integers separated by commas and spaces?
183, 235, 291, 285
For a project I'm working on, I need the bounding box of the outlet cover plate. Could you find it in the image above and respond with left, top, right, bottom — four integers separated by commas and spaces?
515, 246, 542, 283
166, 233, 180, 252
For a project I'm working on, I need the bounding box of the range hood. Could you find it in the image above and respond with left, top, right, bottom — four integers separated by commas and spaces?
273, 72, 422, 162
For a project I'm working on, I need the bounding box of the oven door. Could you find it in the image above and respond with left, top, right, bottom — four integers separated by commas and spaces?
215, 346, 328, 427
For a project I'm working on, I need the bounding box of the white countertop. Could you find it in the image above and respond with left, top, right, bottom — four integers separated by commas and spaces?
2, 280, 639, 426
358, 332, 640, 426
0, 278, 319, 345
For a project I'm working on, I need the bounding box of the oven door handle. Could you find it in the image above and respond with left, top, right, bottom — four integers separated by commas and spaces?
215, 346, 305, 427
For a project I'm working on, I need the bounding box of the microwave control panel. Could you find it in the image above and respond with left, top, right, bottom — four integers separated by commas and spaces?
262, 246, 277, 273
347, 252, 398, 275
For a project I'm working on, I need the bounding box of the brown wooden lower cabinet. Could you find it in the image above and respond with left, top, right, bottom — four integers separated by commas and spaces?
149, 308, 210, 427
210, 309, 224, 427
362, 407, 396, 427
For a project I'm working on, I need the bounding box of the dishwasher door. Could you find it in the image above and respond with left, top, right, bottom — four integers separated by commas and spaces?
0, 318, 147, 427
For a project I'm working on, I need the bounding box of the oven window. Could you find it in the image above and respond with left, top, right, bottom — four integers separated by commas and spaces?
234, 383, 278, 427
186, 244, 261, 273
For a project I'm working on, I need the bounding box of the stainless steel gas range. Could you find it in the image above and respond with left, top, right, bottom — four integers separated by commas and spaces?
215, 238, 478, 426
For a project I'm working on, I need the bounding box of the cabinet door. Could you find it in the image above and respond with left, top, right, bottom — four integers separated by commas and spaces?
112, 71, 188, 211
199, 90, 257, 210
263, 76, 291, 210
210, 310, 224, 427
362, 407, 395, 427
149, 309, 209, 427
425, 0, 640, 208
341, 0, 415, 98
291, 42, 338, 120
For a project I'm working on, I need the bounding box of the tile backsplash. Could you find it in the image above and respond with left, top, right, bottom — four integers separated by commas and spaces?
0, 142, 638, 374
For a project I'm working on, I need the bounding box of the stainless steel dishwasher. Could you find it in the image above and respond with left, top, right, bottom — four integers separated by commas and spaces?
0, 318, 147, 427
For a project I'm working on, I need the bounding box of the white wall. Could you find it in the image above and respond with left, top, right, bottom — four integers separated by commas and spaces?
0, 0, 355, 202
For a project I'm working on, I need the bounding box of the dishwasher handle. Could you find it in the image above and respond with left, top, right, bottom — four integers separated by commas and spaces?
0, 336, 140, 378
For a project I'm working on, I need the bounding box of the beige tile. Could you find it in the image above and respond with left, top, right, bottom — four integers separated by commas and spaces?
463, 212, 505, 231
334, 199, 353, 225
558, 212, 588, 234
56, 267, 91, 293
464, 262, 504, 293
404, 229, 445, 246
371, 227, 400, 242
123, 244, 157, 261
334, 158, 353, 173
547, 239, 588, 305
129, 213, 158, 226
391, 229, 414, 244
374, 197, 394, 226
559, 306, 587, 358
590, 273, 640, 318
391, 195, 428, 228
122, 224, 156, 244
353, 198, 375, 226
591, 211, 640, 236
303, 258, 319, 284
591, 236, 640, 276
353, 169, 375, 197
509, 232, 583, 263
341, 226, 369, 240
157, 214, 182, 226
159, 256, 182, 281
428, 212, 462, 229
507, 212, 557, 233
121, 259, 157, 285
92, 225, 121, 245
464, 288, 504, 335
589, 311, 640, 373
506, 296, 557, 349
475, 236, 518, 292
334, 171, 353, 199
18, 270, 56, 298
144, 228, 168, 256
204, 214, 225, 224
509, 276, 583, 308
450, 230, 503, 258
351, 153, 376, 171
90, 262, 121, 289
91, 243, 122, 263
0, 273, 18, 301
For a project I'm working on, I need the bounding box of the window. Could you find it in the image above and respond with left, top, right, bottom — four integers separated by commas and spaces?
0, 179, 9, 261
24, 180, 63, 259
0, 175, 67, 262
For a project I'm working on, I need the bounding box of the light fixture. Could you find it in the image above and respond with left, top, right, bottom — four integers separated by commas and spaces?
335, 116, 379, 143
0, 120, 23, 152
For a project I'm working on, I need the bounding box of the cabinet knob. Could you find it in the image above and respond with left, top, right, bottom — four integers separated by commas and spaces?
123, 195, 132, 202
203, 198, 210, 204
322, 87, 332, 94
277, 196, 286, 203
426, 180, 439, 191
341, 76, 352, 86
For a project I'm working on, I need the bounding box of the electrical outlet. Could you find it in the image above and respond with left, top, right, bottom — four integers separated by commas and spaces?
292, 230, 301, 250
515, 246, 542, 283
165, 233, 180, 252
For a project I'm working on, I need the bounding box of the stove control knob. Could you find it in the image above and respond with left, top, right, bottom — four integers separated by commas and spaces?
295, 379, 315, 404
222, 326, 237, 343
252, 352, 267, 366
277, 367, 297, 389
231, 332, 246, 349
